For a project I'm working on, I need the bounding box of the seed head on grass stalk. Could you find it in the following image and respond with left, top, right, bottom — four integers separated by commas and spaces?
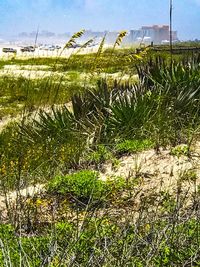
59, 29, 86, 57
66, 38, 94, 71
75, 39, 94, 55
103, 30, 127, 81
112, 30, 128, 51
91, 33, 107, 73
93, 31, 127, 73
53, 29, 86, 72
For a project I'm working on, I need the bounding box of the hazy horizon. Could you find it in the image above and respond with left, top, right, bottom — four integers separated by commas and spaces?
0, 0, 200, 40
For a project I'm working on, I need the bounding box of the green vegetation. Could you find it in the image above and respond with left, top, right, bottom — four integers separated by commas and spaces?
170, 144, 189, 157
85, 145, 114, 165
115, 139, 154, 155
47, 170, 129, 208
47, 170, 108, 205
0, 32, 200, 266
0, 189, 200, 266
0, 71, 98, 118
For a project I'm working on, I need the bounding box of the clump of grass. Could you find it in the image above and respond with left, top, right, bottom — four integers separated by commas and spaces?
0, 179, 200, 266
115, 139, 154, 155
47, 170, 127, 208
179, 169, 197, 183
47, 170, 106, 205
85, 145, 113, 165
170, 144, 189, 157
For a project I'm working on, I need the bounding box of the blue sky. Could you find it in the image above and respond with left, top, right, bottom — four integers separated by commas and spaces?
0, 0, 200, 40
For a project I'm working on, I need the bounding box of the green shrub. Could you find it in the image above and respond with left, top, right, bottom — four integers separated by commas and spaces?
0, 224, 51, 266
47, 170, 109, 205
47, 170, 130, 207
85, 145, 113, 165
170, 144, 189, 157
115, 139, 154, 155
0, 217, 200, 266
179, 169, 197, 183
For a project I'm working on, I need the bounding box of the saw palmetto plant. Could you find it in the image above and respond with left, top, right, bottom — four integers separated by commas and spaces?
1, 28, 200, 267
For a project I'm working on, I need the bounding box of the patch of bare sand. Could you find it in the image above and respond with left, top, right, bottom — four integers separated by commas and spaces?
101, 147, 200, 194
0, 115, 19, 131
0, 65, 62, 79
0, 145, 200, 216
0, 184, 45, 219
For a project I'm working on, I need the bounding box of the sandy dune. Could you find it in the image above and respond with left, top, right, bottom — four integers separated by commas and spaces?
0, 145, 199, 212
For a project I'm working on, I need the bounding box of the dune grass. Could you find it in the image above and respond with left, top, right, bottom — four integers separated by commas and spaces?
0, 34, 200, 266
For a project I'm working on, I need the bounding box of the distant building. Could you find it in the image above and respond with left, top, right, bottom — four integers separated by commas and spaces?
129, 25, 178, 44
16, 26, 178, 46
129, 30, 141, 42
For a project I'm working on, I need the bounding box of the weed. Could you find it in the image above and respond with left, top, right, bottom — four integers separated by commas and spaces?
170, 144, 189, 157
85, 145, 113, 165
115, 139, 154, 155
179, 169, 197, 183
47, 170, 108, 206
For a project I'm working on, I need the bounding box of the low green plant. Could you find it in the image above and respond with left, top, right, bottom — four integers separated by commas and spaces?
179, 169, 197, 183
0, 224, 51, 266
170, 144, 189, 157
85, 145, 113, 165
0, 215, 200, 266
115, 139, 154, 155
47, 170, 130, 208
47, 170, 108, 205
